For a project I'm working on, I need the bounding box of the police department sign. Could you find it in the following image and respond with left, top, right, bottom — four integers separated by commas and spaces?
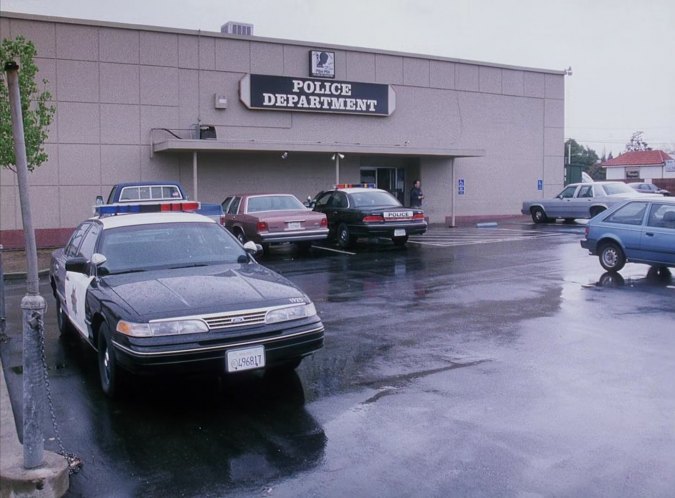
240, 74, 395, 116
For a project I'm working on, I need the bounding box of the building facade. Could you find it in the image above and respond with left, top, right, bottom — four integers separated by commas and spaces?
0, 12, 566, 248
602, 150, 675, 181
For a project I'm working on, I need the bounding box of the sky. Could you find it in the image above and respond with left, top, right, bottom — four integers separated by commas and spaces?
3, 0, 674, 157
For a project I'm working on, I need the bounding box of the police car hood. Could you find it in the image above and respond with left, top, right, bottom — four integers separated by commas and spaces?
104, 264, 305, 319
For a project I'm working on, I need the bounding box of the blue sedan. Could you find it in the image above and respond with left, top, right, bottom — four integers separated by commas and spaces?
580, 198, 675, 272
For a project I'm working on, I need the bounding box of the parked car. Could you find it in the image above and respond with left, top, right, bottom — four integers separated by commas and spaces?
221, 193, 329, 251
310, 185, 427, 248
580, 198, 675, 272
521, 181, 659, 223
628, 182, 672, 196
50, 201, 324, 397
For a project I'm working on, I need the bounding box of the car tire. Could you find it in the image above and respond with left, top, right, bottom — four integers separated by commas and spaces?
392, 236, 408, 246
337, 223, 355, 249
531, 207, 548, 224
55, 297, 73, 336
235, 229, 246, 244
98, 322, 123, 398
599, 242, 626, 272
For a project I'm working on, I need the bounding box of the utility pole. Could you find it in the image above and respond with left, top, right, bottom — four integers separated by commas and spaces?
5, 61, 47, 469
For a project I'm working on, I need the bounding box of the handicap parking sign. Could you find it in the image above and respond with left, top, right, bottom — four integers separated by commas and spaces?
458, 178, 465, 195
537, 179, 543, 191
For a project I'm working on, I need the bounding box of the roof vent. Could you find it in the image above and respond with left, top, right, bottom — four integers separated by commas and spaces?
221, 22, 254, 36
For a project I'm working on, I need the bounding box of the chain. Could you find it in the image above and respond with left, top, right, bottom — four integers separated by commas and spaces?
34, 311, 84, 474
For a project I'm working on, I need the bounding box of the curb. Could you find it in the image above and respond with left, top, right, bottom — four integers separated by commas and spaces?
0, 354, 69, 497
2, 269, 51, 282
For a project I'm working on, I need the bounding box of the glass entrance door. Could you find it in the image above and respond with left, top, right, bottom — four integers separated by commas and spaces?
360, 167, 405, 204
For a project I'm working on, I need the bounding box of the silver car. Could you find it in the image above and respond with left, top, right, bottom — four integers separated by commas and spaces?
521, 181, 658, 224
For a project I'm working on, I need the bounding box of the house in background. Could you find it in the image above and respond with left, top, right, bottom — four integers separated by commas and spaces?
602, 150, 675, 190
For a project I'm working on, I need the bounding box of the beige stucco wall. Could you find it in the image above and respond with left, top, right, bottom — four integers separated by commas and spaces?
0, 12, 564, 233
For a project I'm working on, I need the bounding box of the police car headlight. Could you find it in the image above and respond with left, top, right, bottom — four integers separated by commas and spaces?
116, 319, 208, 337
265, 303, 316, 324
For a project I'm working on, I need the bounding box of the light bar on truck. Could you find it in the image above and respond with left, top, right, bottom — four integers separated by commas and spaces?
95, 201, 201, 216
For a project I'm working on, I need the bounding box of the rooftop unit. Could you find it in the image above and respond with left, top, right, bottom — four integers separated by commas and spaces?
221, 21, 254, 36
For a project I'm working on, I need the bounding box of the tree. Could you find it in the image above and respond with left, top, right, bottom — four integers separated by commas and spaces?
0, 36, 55, 172
625, 131, 651, 152
565, 138, 604, 180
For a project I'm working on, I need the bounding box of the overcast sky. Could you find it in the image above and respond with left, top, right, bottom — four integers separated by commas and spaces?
3, 0, 674, 156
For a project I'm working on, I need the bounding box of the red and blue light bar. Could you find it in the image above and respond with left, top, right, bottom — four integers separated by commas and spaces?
96, 201, 200, 216
334, 183, 376, 189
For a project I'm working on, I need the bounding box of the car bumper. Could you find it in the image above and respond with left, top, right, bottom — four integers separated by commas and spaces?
350, 221, 427, 238
258, 228, 329, 244
580, 239, 596, 253
112, 319, 324, 374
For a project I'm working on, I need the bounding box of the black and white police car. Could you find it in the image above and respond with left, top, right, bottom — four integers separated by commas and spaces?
50, 201, 324, 397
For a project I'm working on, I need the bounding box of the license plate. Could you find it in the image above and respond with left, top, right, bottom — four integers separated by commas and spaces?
394, 229, 406, 237
287, 222, 301, 230
384, 211, 413, 219
226, 346, 265, 372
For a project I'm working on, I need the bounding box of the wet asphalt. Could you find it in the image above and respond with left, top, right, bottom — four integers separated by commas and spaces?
1, 222, 674, 497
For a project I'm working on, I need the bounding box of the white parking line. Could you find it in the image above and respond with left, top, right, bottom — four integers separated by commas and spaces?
408, 227, 576, 247
312, 245, 357, 256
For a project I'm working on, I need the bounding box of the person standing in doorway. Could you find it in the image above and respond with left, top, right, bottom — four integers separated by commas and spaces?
410, 179, 424, 208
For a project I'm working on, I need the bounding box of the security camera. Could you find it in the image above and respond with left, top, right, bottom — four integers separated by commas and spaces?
331, 153, 345, 160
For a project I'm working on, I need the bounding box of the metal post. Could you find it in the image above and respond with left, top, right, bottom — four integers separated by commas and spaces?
335, 154, 340, 185
0, 245, 5, 336
192, 151, 198, 201
5, 61, 46, 469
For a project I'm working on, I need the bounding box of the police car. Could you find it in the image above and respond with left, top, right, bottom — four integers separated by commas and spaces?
310, 184, 427, 248
49, 201, 324, 397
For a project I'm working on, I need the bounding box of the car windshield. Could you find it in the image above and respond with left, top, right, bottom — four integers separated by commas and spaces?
600, 183, 634, 195
349, 191, 402, 208
98, 222, 246, 274
246, 195, 306, 212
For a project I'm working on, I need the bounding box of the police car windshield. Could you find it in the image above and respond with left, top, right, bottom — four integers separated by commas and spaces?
98, 222, 246, 274
349, 191, 401, 208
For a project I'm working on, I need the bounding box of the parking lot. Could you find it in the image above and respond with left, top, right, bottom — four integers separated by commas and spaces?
2, 221, 674, 497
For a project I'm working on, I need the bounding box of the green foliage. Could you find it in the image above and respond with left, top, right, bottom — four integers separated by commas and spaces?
0, 35, 55, 171
565, 138, 605, 180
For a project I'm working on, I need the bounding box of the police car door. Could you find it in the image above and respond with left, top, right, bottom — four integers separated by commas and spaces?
65, 223, 101, 337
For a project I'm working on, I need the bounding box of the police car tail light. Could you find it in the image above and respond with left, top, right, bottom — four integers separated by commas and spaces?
362, 215, 384, 223
257, 221, 269, 232
265, 303, 316, 324
413, 213, 425, 220
117, 319, 208, 337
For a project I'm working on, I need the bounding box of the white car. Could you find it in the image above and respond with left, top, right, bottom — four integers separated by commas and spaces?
521, 181, 659, 223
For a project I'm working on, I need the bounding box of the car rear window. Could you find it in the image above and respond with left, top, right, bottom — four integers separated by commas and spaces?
604, 202, 648, 226
119, 185, 182, 202
247, 195, 305, 212
349, 191, 401, 208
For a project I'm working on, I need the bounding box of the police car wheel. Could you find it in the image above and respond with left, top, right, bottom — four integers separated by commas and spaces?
98, 322, 121, 398
337, 223, 355, 249
55, 298, 73, 336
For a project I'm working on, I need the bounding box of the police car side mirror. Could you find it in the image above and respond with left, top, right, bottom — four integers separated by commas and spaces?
95, 195, 104, 206
243, 241, 262, 255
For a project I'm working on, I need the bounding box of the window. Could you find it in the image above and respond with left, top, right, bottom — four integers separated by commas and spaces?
605, 202, 648, 226
647, 203, 675, 229
64, 223, 91, 258
227, 197, 241, 215
118, 185, 182, 202
314, 192, 333, 208
78, 224, 101, 259
558, 186, 577, 199
578, 186, 593, 198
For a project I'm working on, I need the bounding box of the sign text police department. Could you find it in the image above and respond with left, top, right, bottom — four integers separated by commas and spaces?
240, 74, 395, 116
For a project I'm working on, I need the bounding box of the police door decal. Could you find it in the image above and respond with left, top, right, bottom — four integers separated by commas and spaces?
65, 271, 94, 337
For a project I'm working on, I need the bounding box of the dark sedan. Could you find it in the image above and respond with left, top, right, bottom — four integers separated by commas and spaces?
310, 186, 427, 248
49, 202, 324, 397
221, 193, 329, 251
